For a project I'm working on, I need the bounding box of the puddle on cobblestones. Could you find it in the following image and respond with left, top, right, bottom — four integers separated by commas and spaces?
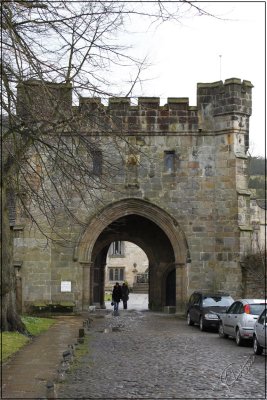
111, 326, 121, 332
100, 327, 122, 333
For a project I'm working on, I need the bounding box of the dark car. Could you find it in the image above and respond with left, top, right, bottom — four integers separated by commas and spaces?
186, 291, 234, 331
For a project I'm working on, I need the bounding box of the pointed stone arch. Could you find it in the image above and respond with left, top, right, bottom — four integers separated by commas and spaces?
75, 198, 190, 312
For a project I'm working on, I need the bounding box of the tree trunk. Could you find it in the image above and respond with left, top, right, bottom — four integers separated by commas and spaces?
1, 182, 25, 332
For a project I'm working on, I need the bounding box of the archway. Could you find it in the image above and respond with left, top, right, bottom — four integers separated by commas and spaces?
75, 198, 189, 312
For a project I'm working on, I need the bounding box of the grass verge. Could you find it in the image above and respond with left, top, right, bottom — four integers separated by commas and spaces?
104, 293, 112, 301
21, 316, 56, 336
1, 332, 30, 362
1, 316, 56, 362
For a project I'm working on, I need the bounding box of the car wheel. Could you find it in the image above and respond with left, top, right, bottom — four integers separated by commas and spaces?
219, 323, 228, 338
199, 316, 206, 331
187, 312, 194, 326
253, 336, 263, 355
235, 328, 244, 346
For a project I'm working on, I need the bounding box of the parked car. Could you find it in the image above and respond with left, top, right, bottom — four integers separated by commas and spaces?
253, 308, 267, 355
186, 292, 234, 331
218, 299, 266, 346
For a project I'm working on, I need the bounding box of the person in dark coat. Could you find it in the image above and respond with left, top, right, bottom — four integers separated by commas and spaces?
121, 282, 130, 309
112, 282, 122, 315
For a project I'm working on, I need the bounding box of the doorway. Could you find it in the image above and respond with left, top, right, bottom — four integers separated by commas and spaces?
76, 198, 188, 312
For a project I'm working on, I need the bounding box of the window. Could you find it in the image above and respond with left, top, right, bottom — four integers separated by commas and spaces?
202, 296, 234, 308
164, 151, 175, 173
190, 293, 200, 305
109, 268, 124, 281
249, 304, 266, 315
92, 150, 102, 176
244, 132, 249, 152
258, 310, 267, 325
110, 241, 124, 256
234, 302, 244, 314
227, 302, 240, 314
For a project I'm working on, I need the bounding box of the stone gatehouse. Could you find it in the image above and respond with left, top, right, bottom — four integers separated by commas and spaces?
13, 78, 254, 313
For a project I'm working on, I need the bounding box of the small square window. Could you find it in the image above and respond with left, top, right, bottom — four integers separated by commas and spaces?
164, 151, 175, 173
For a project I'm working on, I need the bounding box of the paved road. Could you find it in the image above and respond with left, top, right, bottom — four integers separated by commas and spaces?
58, 308, 266, 399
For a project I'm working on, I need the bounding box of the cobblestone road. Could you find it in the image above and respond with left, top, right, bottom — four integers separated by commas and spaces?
58, 310, 266, 399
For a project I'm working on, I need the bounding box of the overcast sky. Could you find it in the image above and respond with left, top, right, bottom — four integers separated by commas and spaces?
120, 1, 265, 157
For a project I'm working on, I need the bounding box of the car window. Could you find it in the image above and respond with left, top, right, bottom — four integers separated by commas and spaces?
235, 302, 244, 314
227, 302, 239, 314
231, 302, 241, 314
194, 294, 201, 305
249, 304, 266, 315
188, 294, 195, 305
202, 296, 233, 307
258, 309, 267, 324
188, 293, 200, 306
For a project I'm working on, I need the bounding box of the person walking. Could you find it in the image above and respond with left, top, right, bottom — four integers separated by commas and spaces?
112, 282, 122, 316
121, 282, 130, 309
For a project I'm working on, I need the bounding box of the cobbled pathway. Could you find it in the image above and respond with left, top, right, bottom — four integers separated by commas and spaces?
58, 310, 266, 399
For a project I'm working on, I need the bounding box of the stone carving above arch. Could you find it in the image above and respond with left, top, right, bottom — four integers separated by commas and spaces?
74, 198, 189, 265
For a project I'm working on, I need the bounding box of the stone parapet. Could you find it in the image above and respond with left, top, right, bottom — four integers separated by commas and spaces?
17, 79, 72, 121
197, 78, 253, 117
78, 95, 198, 134
16, 78, 252, 137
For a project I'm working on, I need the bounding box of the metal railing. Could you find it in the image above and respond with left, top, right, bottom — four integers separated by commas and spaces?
135, 273, 149, 284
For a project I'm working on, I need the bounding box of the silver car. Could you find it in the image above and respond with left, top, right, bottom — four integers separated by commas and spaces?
218, 299, 266, 346
253, 308, 267, 355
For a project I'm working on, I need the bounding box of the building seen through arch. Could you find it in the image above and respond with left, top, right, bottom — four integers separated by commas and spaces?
106, 241, 149, 292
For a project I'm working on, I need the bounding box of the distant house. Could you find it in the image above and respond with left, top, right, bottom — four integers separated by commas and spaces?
105, 241, 148, 291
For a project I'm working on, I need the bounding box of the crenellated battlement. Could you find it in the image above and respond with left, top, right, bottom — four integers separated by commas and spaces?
79, 78, 252, 115
17, 78, 253, 135
197, 78, 253, 116
78, 95, 198, 133
79, 96, 193, 111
